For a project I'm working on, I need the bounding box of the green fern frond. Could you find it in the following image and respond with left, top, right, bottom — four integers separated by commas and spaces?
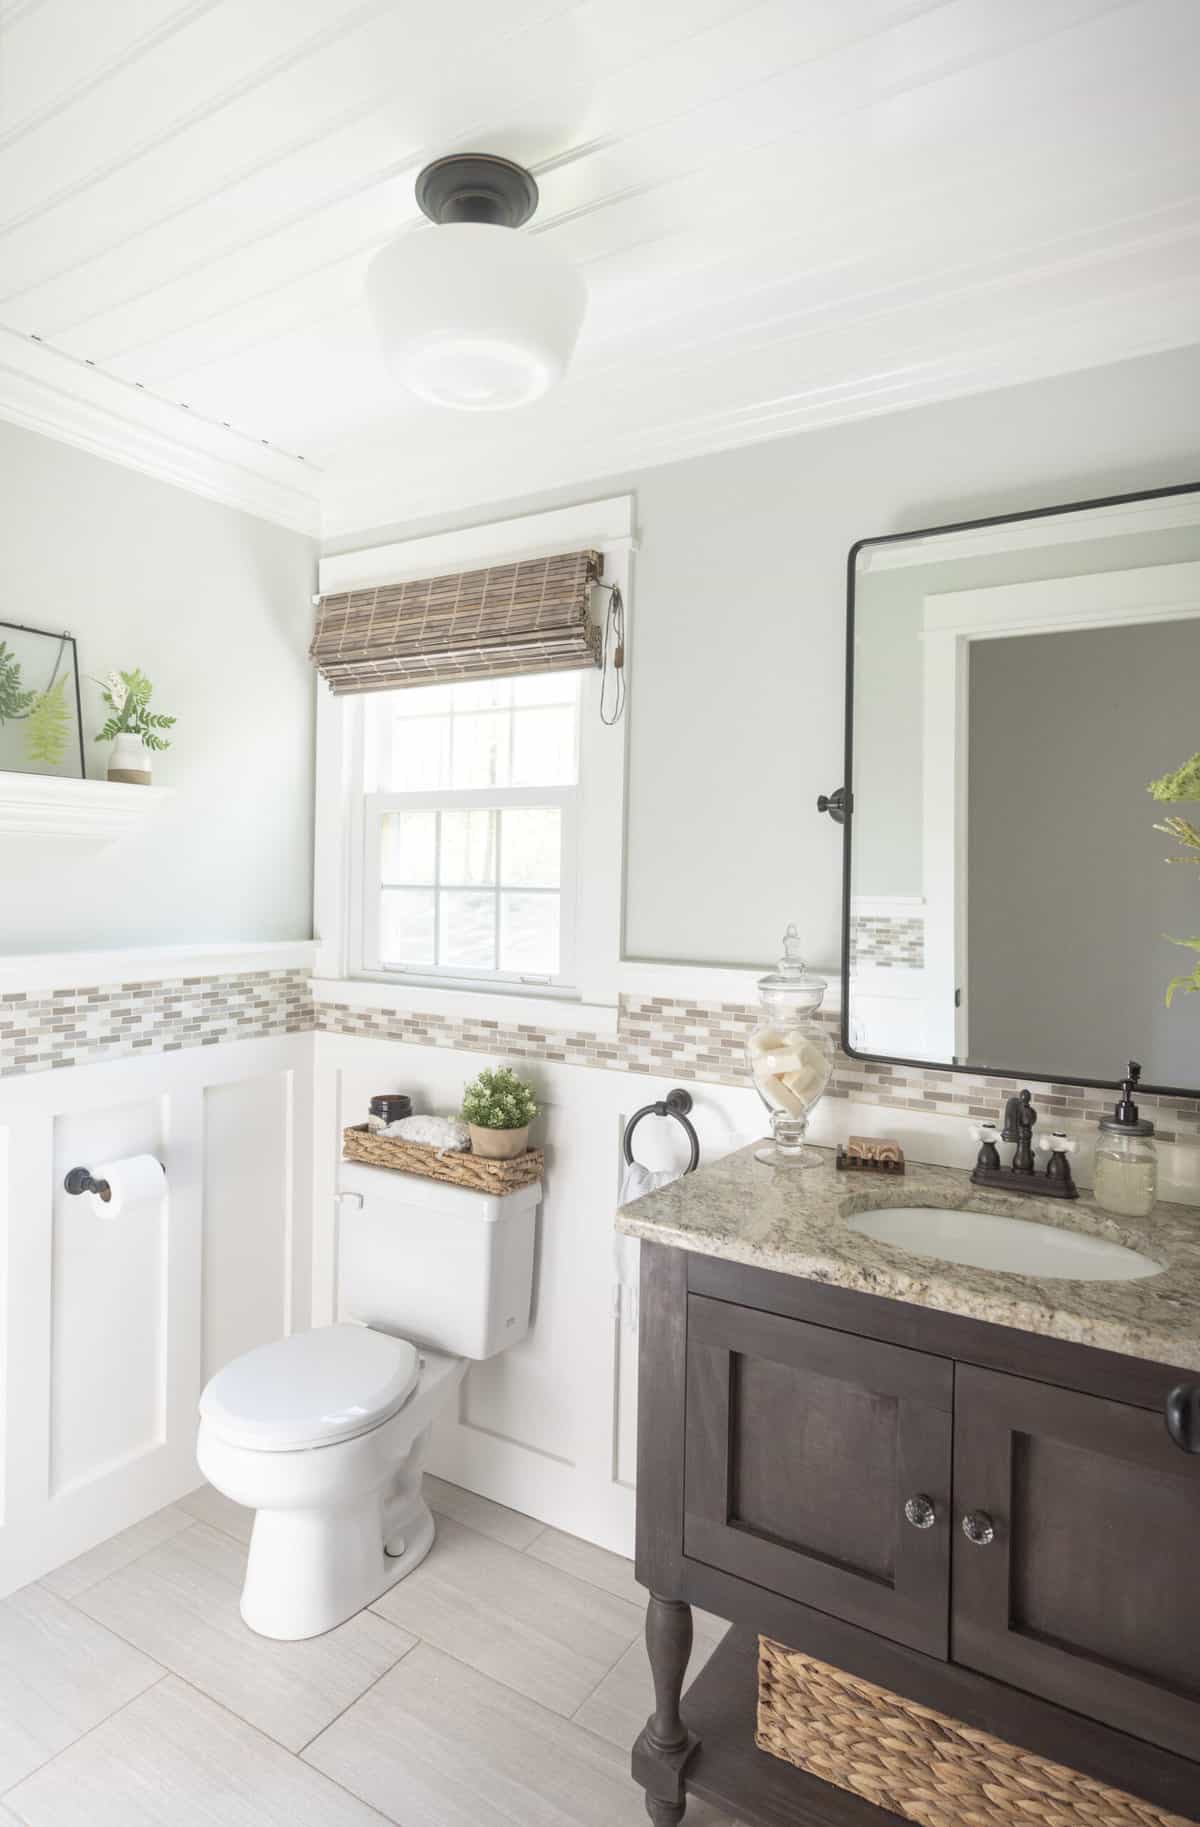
0, 641, 35, 723
25, 676, 70, 766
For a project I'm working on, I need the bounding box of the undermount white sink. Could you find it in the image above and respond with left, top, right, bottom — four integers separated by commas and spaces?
847, 1206, 1162, 1282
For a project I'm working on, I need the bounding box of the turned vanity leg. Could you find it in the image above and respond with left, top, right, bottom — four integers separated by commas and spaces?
633, 1593, 699, 1825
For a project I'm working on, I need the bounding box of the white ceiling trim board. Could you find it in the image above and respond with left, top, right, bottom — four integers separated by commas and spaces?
0, 326, 321, 534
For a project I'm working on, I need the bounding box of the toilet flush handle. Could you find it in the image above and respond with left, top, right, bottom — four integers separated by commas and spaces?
337, 1191, 364, 1211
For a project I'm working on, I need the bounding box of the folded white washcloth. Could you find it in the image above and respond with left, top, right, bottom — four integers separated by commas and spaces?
614, 1160, 684, 1333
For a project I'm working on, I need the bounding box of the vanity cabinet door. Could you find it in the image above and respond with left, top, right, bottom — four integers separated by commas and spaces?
682, 1295, 953, 1656
952, 1364, 1200, 1759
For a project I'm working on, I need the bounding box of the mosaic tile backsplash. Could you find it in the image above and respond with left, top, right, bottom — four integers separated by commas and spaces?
4, 963, 1198, 1154
0, 968, 310, 1079
315, 991, 1200, 1150
849, 914, 925, 970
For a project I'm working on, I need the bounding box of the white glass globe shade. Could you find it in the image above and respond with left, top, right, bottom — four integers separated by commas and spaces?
367, 221, 587, 410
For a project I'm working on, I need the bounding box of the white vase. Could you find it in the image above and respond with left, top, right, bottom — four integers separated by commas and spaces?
107, 731, 151, 785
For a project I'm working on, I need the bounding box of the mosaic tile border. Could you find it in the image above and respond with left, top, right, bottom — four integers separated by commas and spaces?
849, 914, 924, 970
0, 968, 311, 1079
314, 991, 1200, 1150
5, 963, 1197, 1154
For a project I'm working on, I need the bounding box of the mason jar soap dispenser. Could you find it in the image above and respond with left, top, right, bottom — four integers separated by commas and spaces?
746, 925, 832, 1168
1093, 1061, 1158, 1219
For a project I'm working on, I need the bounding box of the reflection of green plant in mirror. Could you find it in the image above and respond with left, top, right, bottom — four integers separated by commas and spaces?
26, 675, 70, 766
0, 641, 35, 723
1149, 750, 1200, 1005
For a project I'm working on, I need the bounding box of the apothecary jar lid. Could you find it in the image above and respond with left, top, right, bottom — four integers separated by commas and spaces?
756, 925, 827, 1014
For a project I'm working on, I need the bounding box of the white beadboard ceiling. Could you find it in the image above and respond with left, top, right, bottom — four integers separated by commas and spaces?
0, 0, 1198, 538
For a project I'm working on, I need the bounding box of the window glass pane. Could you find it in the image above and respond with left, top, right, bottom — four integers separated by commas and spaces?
451, 712, 511, 788
439, 891, 497, 971
510, 672, 577, 707
391, 715, 450, 790
380, 811, 436, 884
380, 889, 436, 966
440, 809, 498, 885
500, 892, 560, 975
501, 807, 561, 888
452, 678, 511, 711
512, 706, 576, 786
391, 682, 457, 716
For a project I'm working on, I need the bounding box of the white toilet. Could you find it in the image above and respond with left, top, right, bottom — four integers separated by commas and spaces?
196, 1161, 540, 1641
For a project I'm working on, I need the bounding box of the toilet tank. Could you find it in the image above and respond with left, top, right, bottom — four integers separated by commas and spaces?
337, 1160, 540, 1359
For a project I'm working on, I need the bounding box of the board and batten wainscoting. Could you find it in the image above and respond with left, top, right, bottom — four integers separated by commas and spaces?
0, 942, 317, 1598
8, 944, 1200, 1596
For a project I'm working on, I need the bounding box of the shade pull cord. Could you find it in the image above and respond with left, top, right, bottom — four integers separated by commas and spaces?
597, 582, 625, 726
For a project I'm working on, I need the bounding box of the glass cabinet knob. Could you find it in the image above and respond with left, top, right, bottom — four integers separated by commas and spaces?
903, 1494, 936, 1530
962, 1510, 996, 1546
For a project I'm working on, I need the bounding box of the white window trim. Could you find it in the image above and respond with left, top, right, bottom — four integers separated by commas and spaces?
313, 495, 633, 1016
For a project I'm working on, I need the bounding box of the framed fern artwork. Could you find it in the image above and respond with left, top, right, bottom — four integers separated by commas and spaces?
0, 619, 85, 779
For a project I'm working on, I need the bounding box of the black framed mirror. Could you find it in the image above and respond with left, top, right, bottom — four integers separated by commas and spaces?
841, 480, 1200, 1099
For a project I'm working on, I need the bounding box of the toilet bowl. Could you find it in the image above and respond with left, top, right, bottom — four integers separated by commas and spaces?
197, 1326, 465, 1639
197, 1165, 540, 1641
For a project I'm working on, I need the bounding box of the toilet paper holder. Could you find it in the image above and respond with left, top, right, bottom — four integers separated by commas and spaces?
63, 1162, 162, 1204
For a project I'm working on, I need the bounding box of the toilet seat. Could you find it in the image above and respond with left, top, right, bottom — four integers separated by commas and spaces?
199, 1323, 420, 1452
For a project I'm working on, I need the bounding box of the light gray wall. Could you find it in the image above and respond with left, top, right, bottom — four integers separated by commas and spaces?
327, 342, 1200, 974
968, 620, 1200, 1088
1, 422, 317, 954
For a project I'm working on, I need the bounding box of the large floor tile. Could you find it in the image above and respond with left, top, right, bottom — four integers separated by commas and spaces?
6, 1675, 391, 1827
371, 1513, 642, 1717
176, 1481, 253, 1544
40, 1505, 195, 1602
425, 1473, 544, 1549
526, 1527, 644, 1605
574, 1611, 730, 1751
305, 1639, 734, 1827
73, 1522, 415, 1751
0, 1584, 162, 1790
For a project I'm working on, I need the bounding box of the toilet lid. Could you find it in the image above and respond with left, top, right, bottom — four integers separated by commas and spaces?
199, 1324, 421, 1452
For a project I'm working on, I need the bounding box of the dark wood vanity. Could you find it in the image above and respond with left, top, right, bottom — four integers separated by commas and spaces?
631, 1236, 1200, 1827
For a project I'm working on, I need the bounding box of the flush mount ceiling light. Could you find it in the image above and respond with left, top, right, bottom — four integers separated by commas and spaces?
367, 153, 587, 411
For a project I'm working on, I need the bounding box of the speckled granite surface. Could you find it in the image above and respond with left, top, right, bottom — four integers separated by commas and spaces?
616, 1144, 1200, 1371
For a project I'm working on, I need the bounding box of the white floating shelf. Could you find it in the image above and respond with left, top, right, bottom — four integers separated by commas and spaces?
0, 770, 173, 848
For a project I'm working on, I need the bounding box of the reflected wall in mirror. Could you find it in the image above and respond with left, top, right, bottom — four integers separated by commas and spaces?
845, 483, 1200, 1095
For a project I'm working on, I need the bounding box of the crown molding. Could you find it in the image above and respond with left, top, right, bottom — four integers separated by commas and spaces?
0, 328, 322, 537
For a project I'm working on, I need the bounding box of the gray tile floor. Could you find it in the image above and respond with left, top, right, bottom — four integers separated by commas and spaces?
1, 1475, 738, 1826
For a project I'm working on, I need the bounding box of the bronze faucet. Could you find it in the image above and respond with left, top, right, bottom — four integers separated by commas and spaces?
972, 1087, 1078, 1200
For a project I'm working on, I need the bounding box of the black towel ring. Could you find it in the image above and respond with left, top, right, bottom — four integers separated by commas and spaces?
622, 1087, 700, 1174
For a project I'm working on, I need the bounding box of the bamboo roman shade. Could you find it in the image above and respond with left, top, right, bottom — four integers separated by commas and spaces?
310, 548, 603, 694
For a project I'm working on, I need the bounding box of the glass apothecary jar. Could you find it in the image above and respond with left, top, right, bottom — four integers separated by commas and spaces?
747, 925, 832, 1168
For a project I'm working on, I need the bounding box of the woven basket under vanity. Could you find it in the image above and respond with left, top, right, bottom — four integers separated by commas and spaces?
756, 1638, 1194, 1827
342, 1124, 543, 1195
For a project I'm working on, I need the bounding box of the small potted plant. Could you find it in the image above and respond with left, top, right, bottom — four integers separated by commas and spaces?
460, 1065, 537, 1160
95, 669, 176, 784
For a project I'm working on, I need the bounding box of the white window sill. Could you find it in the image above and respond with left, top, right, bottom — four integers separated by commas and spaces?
311, 975, 620, 1037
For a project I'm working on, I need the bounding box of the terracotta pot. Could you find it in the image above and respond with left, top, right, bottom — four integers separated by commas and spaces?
468, 1123, 530, 1160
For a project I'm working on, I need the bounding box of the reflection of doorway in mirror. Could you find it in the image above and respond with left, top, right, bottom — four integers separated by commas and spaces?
922, 561, 1200, 1077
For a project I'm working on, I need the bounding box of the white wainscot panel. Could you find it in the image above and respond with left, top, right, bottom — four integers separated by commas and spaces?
51, 1097, 168, 1496
0, 1033, 311, 1598
313, 1032, 762, 1558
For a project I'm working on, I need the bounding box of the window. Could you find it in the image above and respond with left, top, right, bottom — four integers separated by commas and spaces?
360, 674, 581, 988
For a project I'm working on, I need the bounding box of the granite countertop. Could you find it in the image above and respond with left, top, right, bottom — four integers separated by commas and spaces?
616, 1144, 1200, 1371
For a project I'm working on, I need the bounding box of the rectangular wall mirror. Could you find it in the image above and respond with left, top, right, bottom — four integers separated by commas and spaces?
843, 482, 1200, 1096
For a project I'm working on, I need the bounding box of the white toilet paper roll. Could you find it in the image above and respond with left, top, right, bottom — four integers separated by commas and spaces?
89, 1154, 166, 1219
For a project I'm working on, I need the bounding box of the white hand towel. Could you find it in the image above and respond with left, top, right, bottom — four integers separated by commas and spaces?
615, 1160, 683, 1334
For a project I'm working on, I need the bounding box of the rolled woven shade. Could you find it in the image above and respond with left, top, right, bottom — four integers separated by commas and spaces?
311, 548, 603, 694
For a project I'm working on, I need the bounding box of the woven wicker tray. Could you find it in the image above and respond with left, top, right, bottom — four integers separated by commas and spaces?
756, 1638, 1193, 1827
342, 1124, 543, 1194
